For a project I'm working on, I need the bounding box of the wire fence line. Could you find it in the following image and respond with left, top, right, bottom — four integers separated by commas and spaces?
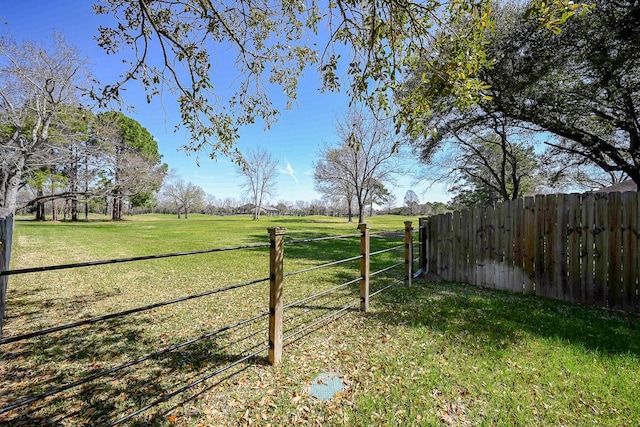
0, 219, 426, 425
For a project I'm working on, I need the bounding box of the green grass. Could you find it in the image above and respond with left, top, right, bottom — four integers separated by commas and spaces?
2, 214, 640, 426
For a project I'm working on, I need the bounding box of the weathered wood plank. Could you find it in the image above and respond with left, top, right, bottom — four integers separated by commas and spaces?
534, 194, 546, 297
468, 206, 477, 286
543, 194, 557, 299
593, 192, 609, 307
513, 198, 525, 294
444, 213, 453, 281
622, 192, 637, 312
451, 211, 460, 282
607, 192, 622, 309
494, 202, 504, 290
503, 201, 515, 292
460, 209, 470, 284
554, 194, 568, 301
484, 204, 496, 289
608, 192, 624, 308
436, 214, 446, 279
523, 197, 536, 294
475, 206, 485, 287
581, 193, 595, 306
566, 193, 581, 304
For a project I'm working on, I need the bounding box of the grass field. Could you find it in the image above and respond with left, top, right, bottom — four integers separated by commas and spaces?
2, 214, 640, 426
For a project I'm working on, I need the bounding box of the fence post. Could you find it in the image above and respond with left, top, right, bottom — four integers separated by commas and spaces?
418, 217, 428, 276
358, 223, 370, 312
404, 221, 413, 286
0, 209, 14, 339
268, 227, 286, 366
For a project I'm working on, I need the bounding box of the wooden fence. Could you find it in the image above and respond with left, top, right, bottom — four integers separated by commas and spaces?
0, 209, 13, 335
424, 191, 640, 312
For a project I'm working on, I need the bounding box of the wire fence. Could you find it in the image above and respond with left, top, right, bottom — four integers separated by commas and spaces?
0, 219, 425, 425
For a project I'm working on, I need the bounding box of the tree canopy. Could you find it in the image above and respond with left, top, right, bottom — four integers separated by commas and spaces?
91, 0, 591, 161
408, 0, 640, 189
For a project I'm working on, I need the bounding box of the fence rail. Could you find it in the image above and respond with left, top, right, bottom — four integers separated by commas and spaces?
424, 191, 640, 312
0, 219, 419, 425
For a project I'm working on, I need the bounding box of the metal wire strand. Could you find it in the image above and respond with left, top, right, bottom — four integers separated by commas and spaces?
284, 255, 362, 277
283, 298, 360, 343
0, 243, 270, 277
370, 244, 404, 256
283, 277, 359, 310
284, 233, 360, 245
0, 277, 269, 345
107, 344, 270, 426
0, 311, 269, 415
370, 279, 402, 297
370, 261, 404, 277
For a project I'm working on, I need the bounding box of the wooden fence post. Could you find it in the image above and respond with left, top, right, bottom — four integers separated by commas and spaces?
0, 209, 14, 339
268, 227, 286, 366
404, 221, 413, 286
418, 217, 428, 276
358, 223, 370, 312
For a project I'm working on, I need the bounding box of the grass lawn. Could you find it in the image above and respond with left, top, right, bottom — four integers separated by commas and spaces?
1, 214, 640, 426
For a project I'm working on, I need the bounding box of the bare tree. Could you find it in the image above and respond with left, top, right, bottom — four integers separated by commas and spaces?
0, 33, 91, 213
382, 192, 398, 215
161, 178, 205, 219
314, 108, 403, 224
236, 147, 278, 220
404, 190, 420, 216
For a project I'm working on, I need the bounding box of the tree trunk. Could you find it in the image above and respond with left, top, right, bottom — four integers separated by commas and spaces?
357, 201, 365, 224
35, 186, 46, 221
2, 157, 25, 214
51, 199, 57, 221
112, 194, 123, 220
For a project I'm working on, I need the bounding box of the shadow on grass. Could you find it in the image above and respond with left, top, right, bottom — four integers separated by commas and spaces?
1, 306, 270, 426
371, 279, 640, 358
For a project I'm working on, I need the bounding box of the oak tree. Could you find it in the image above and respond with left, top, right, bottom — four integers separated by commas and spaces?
92, 0, 589, 160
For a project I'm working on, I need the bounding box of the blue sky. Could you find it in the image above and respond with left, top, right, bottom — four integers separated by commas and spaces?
1, 1, 450, 206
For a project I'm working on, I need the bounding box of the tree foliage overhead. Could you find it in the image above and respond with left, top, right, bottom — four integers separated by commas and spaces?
92, 0, 590, 160
482, 0, 640, 185
411, 0, 640, 189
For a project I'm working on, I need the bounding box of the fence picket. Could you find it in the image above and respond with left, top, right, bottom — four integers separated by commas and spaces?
581, 193, 595, 305
429, 216, 438, 278
523, 197, 535, 294
513, 198, 525, 294
566, 194, 581, 304
452, 211, 461, 282
445, 213, 453, 281
475, 206, 484, 287
593, 193, 609, 306
554, 194, 568, 301
484, 205, 495, 289
622, 192, 637, 312
533, 195, 545, 297
542, 195, 556, 298
608, 192, 623, 309
493, 203, 503, 290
